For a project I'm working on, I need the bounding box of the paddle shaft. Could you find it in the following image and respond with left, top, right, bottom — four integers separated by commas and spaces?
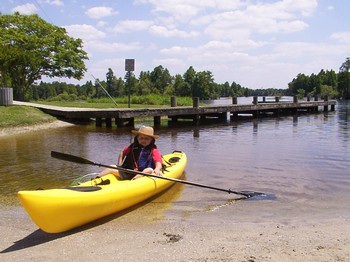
51, 151, 251, 198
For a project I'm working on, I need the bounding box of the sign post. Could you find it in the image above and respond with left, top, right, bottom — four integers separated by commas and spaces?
125, 59, 135, 108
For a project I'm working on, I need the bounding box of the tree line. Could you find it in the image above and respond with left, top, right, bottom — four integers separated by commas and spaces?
288, 58, 350, 100
29, 62, 350, 102
29, 65, 281, 101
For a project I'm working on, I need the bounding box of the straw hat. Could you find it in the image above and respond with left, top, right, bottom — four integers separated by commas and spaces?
131, 125, 160, 139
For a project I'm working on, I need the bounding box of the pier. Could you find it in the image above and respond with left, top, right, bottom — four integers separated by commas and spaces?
14, 96, 336, 128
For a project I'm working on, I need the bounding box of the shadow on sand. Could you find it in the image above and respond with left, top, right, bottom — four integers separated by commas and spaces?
0, 204, 139, 253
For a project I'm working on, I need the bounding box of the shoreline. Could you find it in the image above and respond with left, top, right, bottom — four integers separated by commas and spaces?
0, 120, 75, 137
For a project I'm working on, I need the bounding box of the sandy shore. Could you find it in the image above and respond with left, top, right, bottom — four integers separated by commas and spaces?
1, 202, 349, 262
0, 120, 75, 137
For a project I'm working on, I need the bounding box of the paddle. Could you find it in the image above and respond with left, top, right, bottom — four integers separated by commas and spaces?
51, 151, 264, 199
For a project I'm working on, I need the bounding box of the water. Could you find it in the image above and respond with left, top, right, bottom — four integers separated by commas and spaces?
1, 100, 349, 225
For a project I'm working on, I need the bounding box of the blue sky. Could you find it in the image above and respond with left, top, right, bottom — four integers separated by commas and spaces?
1, 0, 350, 89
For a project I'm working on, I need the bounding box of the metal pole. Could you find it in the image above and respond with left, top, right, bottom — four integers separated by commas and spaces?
128, 71, 131, 108
125, 59, 135, 108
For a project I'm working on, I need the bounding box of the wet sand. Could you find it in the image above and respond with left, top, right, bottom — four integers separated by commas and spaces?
0, 120, 74, 137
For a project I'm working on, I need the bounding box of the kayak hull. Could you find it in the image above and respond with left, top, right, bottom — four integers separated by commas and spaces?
18, 151, 187, 233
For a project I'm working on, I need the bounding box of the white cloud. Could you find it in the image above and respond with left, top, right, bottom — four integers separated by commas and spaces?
160, 46, 192, 55
97, 21, 109, 28
273, 41, 346, 61
149, 25, 199, 38
12, 4, 38, 14
135, 0, 316, 45
246, 0, 317, 18
281, 0, 318, 17
87, 41, 142, 52
85, 7, 118, 19
152, 58, 187, 71
331, 32, 350, 44
44, 0, 64, 6
256, 19, 308, 34
64, 24, 106, 41
112, 20, 154, 33
201, 3, 311, 39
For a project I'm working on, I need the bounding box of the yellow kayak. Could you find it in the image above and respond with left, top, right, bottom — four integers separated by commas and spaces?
18, 151, 187, 233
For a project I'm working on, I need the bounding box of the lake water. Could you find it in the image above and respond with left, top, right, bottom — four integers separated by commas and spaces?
1, 99, 349, 225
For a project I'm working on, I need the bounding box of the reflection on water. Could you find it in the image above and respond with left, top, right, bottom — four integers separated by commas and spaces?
0, 100, 350, 223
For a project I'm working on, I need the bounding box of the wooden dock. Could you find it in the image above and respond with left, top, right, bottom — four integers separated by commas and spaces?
13, 97, 336, 128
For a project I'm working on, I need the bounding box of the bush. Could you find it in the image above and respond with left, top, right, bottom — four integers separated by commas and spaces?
47, 92, 78, 101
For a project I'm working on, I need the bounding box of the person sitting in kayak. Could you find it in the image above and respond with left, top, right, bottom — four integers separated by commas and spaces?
98, 125, 163, 180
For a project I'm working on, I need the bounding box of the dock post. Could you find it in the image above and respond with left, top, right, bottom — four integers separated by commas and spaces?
154, 116, 161, 126
192, 97, 199, 108
169, 116, 178, 122
193, 115, 200, 124
275, 96, 280, 102
116, 118, 124, 127
232, 96, 237, 104
171, 96, 177, 107
128, 118, 135, 127
293, 96, 298, 103
96, 118, 102, 127
106, 118, 112, 128
253, 96, 258, 105
219, 112, 228, 121
193, 97, 200, 124
324, 96, 329, 111
313, 95, 319, 112
231, 97, 238, 119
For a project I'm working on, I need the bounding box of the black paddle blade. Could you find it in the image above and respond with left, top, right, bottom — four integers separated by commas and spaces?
51, 151, 95, 165
239, 191, 276, 200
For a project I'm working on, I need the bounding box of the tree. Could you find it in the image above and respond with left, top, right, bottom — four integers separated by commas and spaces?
220, 81, 231, 97
230, 81, 245, 97
0, 13, 88, 101
288, 73, 309, 96
183, 66, 196, 96
193, 71, 216, 99
150, 65, 172, 94
338, 57, 350, 99
106, 68, 116, 96
106, 68, 125, 97
173, 74, 189, 96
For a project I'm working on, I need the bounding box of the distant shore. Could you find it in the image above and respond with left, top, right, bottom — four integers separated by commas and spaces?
0, 120, 74, 137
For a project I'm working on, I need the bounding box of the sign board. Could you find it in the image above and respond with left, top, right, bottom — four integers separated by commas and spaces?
125, 59, 135, 71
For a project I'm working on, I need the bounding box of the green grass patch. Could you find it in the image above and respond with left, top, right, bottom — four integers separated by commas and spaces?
35, 95, 195, 108
0, 106, 56, 128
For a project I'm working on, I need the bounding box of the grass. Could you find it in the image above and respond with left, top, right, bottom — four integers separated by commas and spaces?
0, 106, 56, 128
33, 100, 165, 108
36, 95, 195, 108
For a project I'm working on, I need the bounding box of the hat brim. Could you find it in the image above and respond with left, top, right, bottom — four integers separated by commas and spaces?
131, 130, 160, 139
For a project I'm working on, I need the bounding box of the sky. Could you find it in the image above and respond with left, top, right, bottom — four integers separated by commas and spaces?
1, 0, 350, 89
